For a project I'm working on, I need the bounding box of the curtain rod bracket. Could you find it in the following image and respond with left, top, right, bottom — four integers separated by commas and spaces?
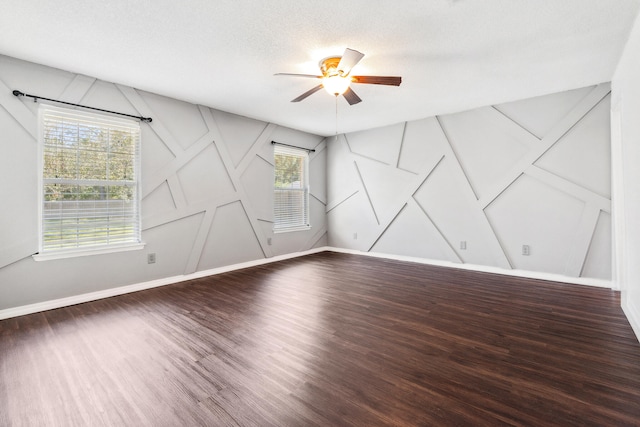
271, 141, 315, 153
12, 89, 153, 123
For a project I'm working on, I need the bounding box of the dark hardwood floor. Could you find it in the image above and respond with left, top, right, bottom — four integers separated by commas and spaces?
1, 252, 640, 426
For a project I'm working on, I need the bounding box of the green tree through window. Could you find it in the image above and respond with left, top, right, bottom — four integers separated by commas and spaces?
274, 145, 309, 231
40, 106, 141, 252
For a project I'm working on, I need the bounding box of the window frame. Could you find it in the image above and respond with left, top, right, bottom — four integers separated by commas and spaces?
273, 145, 311, 233
34, 104, 144, 261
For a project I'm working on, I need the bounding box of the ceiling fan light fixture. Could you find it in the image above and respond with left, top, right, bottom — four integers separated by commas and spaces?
277, 48, 400, 104
322, 75, 351, 96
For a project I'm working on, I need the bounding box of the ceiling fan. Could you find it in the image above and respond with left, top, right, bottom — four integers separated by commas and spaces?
275, 48, 402, 105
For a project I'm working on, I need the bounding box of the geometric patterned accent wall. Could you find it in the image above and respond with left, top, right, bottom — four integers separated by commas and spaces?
134, 93, 328, 275
327, 84, 611, 280
0, 55, 326, 310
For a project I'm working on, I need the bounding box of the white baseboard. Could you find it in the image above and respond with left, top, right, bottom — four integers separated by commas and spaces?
622, 295, 640, 344
0, 246, 613, 321
0, 247, 329, 321
326, 247, 614, 289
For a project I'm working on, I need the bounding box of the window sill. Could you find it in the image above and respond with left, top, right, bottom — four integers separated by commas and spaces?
273, 225, 311, 234
33, 242, 146, 262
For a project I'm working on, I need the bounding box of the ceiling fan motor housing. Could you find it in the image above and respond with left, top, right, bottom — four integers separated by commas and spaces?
320, 57, 345, 77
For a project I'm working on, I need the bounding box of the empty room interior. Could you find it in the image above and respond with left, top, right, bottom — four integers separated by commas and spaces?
2, 1, 640, 425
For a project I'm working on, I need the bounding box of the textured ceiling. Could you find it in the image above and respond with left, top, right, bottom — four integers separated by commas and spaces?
0, 0, 638, 136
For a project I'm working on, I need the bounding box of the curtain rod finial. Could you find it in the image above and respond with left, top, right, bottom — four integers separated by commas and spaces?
12, 90, 24, 97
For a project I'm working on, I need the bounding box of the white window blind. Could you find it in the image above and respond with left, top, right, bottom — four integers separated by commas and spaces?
274, 145, 310, 231
39, 105, 141, 253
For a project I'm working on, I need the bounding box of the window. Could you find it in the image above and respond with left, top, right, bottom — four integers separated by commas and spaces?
37, 105, 142, 258
273, 145, 310, 232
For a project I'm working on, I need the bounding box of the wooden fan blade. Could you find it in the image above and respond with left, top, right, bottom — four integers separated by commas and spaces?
291, 84, 324, 102
275, 73, 322, 79
343, 87, 362, 105
338, 48, 365, 75
351, 76, 402, 86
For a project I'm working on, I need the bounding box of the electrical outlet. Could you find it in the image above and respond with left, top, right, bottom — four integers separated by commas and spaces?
522, 245, 530, 256
353, 232, 358, 240
460, 241, 467, 250
267, 237, 272, 246
147, 253, 156, 264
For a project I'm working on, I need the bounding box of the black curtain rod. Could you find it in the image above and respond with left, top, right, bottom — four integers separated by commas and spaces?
271, 141, 315, 153
12, 90, 153, 123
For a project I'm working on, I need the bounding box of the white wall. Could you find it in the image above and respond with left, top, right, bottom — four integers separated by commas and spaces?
0, 55, 327, 311
328, 84, 612, 281
612, 11, 640, 339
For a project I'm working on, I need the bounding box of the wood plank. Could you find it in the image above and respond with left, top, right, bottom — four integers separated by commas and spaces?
1, 252, 639, 426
